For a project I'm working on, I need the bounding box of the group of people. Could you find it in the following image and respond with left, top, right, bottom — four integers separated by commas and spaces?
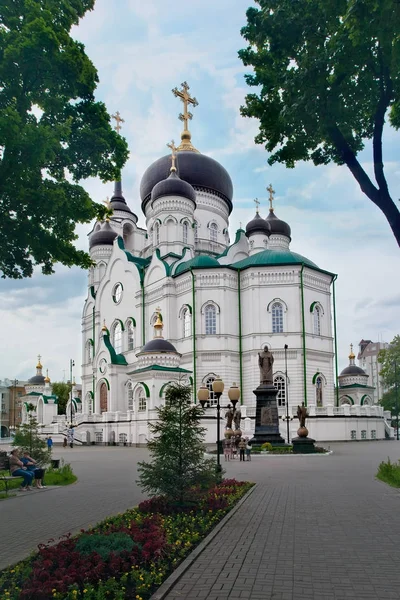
223, 436, 252, 461
9, 448, 46, 491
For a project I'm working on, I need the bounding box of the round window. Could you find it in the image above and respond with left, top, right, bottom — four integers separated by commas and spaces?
99, 358, 107, 374
112, 283, 123, 304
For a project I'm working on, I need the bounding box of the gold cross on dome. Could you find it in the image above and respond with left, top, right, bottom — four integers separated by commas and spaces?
254, 198, 260, 213
112, 111, 125, 134
172, 82, 198, 132
167, 140, 178, 171
103, 196, 111, 210
267, 183, 275, 211
37, 354, 41, 363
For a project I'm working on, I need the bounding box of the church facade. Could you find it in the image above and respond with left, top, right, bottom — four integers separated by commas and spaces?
75, 83, 390, 445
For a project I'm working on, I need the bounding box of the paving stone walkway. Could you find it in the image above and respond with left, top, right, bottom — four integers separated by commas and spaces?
163, 443, 400, 600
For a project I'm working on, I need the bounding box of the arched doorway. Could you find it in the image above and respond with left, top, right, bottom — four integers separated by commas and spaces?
100, 382, 108, 413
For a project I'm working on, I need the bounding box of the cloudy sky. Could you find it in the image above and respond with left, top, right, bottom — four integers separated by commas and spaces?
1, 0, 399, 384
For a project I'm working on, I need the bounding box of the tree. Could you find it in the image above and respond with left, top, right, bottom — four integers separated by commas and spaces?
51, 382, 70, 415
13, 414, 49, 465
0, 0, 129, 278
378, 335, 400, 408
239, 0, 400, 245
137, 383, 217, 505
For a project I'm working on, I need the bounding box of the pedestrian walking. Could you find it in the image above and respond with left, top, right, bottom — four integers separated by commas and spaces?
245, 438, 252, 461
46, 437, 53, 452
239, 438, 246, 461
67, 427, 74, 448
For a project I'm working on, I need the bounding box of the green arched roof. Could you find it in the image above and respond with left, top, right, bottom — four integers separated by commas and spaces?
231, 249, 318, 270
174, 255, 220, 275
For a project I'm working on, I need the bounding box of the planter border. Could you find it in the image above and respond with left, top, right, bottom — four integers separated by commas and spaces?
150, 483, 256, 600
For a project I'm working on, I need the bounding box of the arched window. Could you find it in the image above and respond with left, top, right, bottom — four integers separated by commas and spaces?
183, 221, 189, 244
205, 375, 217, 407
127, 382, 134, 411
209, 222, 218, 243
272, 302, 283, 333
100, 382, 108, 413
86, 392, 93, 415
183, 307, 191, 338
123, 223, 134, 249
274, 375, 286, 407
113, 322, 122, 354
205, 304, 217, 335
138, 390, 147, 412
86, 340, 93, 364
194, 221, 199, 241
315, 376, 323, 407
313, 306, 321, 336
127, 320, 134, 351
154, 222, 160, 246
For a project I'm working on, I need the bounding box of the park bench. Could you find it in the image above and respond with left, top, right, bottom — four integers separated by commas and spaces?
0, 455, 23, 496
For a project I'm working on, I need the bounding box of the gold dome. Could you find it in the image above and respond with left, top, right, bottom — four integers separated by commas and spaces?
44, 369, 50, 384
348, 343, 355, 360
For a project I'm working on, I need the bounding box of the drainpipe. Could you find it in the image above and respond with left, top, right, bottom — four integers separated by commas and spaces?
141, 269, 145, 346
92, 306, 96, 400
300, 264, 307, 406
332, 274, 339, 407
190, 269, 197, 401
237, 269, 244, 405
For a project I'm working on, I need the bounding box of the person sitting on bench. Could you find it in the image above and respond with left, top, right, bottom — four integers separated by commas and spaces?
9, 449, 34, 491
21, 452, 46, 489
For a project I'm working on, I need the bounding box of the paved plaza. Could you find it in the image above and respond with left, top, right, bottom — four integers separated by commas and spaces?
2, 442, 400, 599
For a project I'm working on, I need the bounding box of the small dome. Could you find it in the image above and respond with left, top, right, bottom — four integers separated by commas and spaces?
151, 170, 196, 205
28, 374, 45, 385
140, 338, 178, 353
140, 151, 233, 214
266, 210, 291, 239
174, 255, 220, 276
340, 365, 367, 376
245, 213, 271, 238
89, 221, 117, 249
110, 181, 135, 215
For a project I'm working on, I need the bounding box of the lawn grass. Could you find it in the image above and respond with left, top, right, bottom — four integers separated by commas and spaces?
0, 461, 77, 496
376, 457, 400, 487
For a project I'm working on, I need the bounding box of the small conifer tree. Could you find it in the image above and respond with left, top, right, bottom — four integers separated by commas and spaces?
137, 383, 217, 504
13, 414, 49, 466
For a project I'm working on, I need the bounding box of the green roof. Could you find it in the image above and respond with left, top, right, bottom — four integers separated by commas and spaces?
174, 255, 220, 275
127, 365, 192, 375
339, 383, 375, 389
231, 249, 318, 269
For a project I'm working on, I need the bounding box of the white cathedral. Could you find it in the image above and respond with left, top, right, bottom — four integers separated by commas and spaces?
73, 83, 391, 445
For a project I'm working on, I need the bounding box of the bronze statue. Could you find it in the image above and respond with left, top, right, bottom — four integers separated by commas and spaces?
233, 407, 242, 431
258, 346, 274, 385
297, 402, 308, 428
225, 405, 234, 429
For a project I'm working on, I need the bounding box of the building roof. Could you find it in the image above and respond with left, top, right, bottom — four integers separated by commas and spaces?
140, 151, 233, 214
174, 255, 220, 275
231, 249, 318, 269
89, 221, 117, 249
266, 209, 291, 239
245, 212, 271, 237
151, 170, 196, 205
139, 338, 178, 354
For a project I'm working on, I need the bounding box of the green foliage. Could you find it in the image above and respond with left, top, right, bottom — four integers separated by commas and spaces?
378, 335, 400, 387
261, 442, 272, 451
269, 445, 293, 454
75, 532, 137, 561
51, 382, 71, 414
1, 460, 76, 494
0, 0, 129, 279
12, 415, 49, 465
377, 457, 400, 487
137, 383, 218, 503
239, 0, 400, 244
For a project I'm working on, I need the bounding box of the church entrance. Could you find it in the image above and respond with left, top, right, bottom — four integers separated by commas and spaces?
100, 383, 108, 413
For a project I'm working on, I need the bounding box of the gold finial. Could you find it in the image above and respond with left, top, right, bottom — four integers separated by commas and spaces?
45, 369, 50, 384
102, 319, 108, 332
254, 198, 260, 214
112, 111, 125, 134
167, 140, 178, 172
102, 196, 113, 222
267, 183, 275, 211
239, 221, 243, 229
172, 81, 199, 153
154, 307, 163, 330
349, 343, 355, 360
37, 354, 42, 369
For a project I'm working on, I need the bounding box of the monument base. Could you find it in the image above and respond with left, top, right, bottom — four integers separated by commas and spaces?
292, 436, 316, 454
250, 383, 285, 446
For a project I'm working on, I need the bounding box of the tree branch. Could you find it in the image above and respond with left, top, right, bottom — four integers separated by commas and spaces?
373, 46, 393, 194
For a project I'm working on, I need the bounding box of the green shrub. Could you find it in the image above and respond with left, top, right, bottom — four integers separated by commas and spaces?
377, 458, 400, 487
269, 445, 293, 454
75, 532, 138, 560
261, 442, 273, 451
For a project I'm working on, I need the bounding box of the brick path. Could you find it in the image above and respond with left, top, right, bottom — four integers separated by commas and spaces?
164, 442, 400, 600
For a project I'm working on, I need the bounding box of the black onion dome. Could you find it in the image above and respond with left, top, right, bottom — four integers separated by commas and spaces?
151, 170, 196, 205
340, 365, 367, 376
266, 210, 291, 239
110, 181, 134, 214
140, 151, 233, 214
245, 212, 271, 238
28, 374, 45, 385
140, 339, 178, 353
89, 221, 117, 249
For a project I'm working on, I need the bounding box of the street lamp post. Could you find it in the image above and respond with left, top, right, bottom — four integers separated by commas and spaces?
394, 359, 399, 441
69, 360, 75, 448
12, 379, 19, 431
284, 345, 290, 443
197, 378, 241, 475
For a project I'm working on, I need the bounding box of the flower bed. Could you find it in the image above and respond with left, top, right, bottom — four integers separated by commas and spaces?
0, 479, 252, 600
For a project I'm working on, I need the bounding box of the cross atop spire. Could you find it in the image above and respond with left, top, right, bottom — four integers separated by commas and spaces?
167, 140, 178, 172
172, 82, 199, 153
254, 198, 260, 214
267, 184, 275, 211
112, 111, 124, 134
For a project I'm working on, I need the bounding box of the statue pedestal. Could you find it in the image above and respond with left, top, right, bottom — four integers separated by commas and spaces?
292, 426, 316, 453
250, 384, 285, 446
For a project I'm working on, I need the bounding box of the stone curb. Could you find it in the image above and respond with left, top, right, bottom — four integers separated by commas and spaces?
149, 484, 256, 600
